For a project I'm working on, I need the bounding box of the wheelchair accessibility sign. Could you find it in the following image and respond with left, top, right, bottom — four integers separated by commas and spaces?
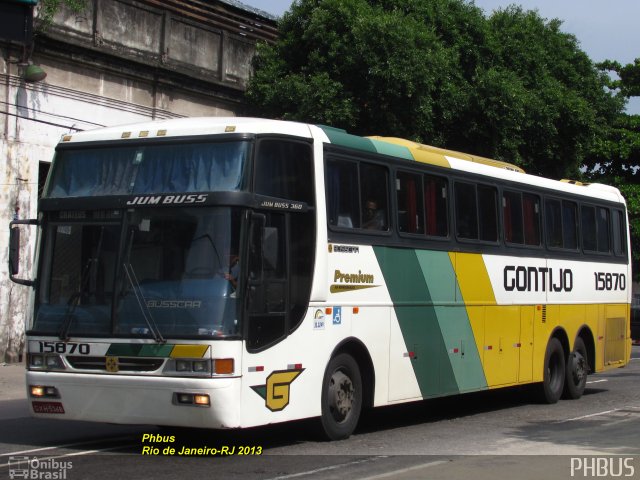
332, 306, 342, 325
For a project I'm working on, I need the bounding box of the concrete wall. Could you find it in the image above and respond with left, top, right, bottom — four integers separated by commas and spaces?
0, 0, 277, 362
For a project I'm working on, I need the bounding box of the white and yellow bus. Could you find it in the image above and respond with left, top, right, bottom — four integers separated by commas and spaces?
11, 117, 631, 440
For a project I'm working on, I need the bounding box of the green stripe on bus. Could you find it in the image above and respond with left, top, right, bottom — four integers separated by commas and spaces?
415, 251, 487, 392
319, 125, 378, 153
374, 247, 459, 397
375, 247, 487, 397
368, 138, 414, 160
106, 344, 174, 357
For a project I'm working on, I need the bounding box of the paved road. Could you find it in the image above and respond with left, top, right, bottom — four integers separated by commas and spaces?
0, 346, 638, 479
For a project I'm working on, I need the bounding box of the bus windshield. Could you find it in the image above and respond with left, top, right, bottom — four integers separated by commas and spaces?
46, 141, 250, 197
33, 207, 242, 339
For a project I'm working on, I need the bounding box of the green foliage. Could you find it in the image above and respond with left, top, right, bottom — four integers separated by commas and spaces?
585, 114, 640, 181
36, 0, 87, 30
590, 59, 640, 278
598, 59, 640, 97
246, 0, 621, 179
615, 182, 640, 276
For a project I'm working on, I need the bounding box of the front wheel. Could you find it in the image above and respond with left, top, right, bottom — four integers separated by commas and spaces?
538, 337, 566, 404
320, 353, 362, 440
563, 337, 588, 400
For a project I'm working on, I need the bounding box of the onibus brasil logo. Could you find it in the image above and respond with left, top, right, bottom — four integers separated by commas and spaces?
251, 369, 304, 412
8, 456, 72, 479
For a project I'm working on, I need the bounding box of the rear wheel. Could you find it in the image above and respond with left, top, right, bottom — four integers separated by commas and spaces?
563, 336, 588, 400
320, 353, 362, 440
539, 337, 565, 404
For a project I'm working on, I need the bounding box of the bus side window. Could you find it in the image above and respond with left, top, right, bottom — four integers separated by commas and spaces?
455, 182, 497, 242
396, 171, 425, 234
523, 193, 541, 246
327, 159, 359, 229
545, 199, 563, 248
581, 206, 597, 251
562, 201, 578, 250
424, 175, 448, 237
254, 140, 314, 205
478, 185, 498, 242
503, 191, 524, 244
546, 199, 578, 250
455, 182, 478, 240
596, 207, 611, 253
612, 209, 627, 257
359, 163, 389, 231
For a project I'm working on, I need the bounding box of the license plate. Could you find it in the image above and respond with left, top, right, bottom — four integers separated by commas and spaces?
32, 401, 65, 414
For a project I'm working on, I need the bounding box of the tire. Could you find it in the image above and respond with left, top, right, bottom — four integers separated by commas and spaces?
539, 337, 566, 404
320, 353, 362, 440
563, 336, 588, 400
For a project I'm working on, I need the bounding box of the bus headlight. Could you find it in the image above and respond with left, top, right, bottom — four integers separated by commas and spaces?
30, 354, 44, 368
169, 359, 213, 376
29, 354, 65, 370
173, 392, 210, 407
176, 360, 192, 372
30, 385, 60, 398
192, 360, 208, 373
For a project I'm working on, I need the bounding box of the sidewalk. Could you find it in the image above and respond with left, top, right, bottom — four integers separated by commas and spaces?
0, 362, 27, 401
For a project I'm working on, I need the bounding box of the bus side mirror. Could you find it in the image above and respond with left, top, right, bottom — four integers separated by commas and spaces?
9, 226, 20, 276
9, 219, 38, 287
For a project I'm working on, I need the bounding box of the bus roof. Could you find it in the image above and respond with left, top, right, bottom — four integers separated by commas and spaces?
57, 117, 625, 205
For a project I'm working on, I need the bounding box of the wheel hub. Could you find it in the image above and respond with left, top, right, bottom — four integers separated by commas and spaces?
571, 351, 587, 384
329, 370, 354, 422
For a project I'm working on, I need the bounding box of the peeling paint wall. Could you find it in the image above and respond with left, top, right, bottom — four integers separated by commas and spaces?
0, 0, 277, 362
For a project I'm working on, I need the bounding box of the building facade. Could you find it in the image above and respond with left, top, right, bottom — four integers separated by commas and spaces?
0, 0, 277, 362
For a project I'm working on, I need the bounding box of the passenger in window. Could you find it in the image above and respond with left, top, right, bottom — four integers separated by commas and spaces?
362, 199, 385, 230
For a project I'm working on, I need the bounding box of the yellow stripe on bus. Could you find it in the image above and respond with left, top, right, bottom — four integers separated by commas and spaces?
170, 345, 209, 358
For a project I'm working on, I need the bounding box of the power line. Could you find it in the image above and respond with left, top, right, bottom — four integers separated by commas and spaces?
0, 109, 87, 131
0, 99, 106, 129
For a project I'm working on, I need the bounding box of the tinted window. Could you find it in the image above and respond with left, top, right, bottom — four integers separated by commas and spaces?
523, 194, 541, 246
424, 175, 448, 237
360, 163, 389, 231
327, 158, 389, 232
396, 172, 448, 237
504, 191, 541, 247
455, 182, 497, 242
546, 199, 578, 250
596, 207, 610, 253
455, 182, 478, 240
327, 160, 359, 229
612, 209, 627, 256
478, 185, 498, 242
255, 140, 314, 204
397, 171, 425, 234
581, 206, 597, 251
504, 191, 524, 244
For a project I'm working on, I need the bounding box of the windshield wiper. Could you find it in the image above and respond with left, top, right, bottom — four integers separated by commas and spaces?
59, 227, 105, 340
122, 263, 165, 343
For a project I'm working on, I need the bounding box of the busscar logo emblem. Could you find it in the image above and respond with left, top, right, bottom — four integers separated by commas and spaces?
105, 356, 119, 373
251, 369, 304, 412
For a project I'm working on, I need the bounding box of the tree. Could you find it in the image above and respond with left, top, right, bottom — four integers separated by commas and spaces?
587, 59, 640, 278
246, 0, 622, 179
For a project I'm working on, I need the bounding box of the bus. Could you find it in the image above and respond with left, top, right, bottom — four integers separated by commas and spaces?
10, 117, 632, 440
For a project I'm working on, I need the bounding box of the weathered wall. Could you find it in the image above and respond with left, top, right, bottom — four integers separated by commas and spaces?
0, 0, 277, 362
